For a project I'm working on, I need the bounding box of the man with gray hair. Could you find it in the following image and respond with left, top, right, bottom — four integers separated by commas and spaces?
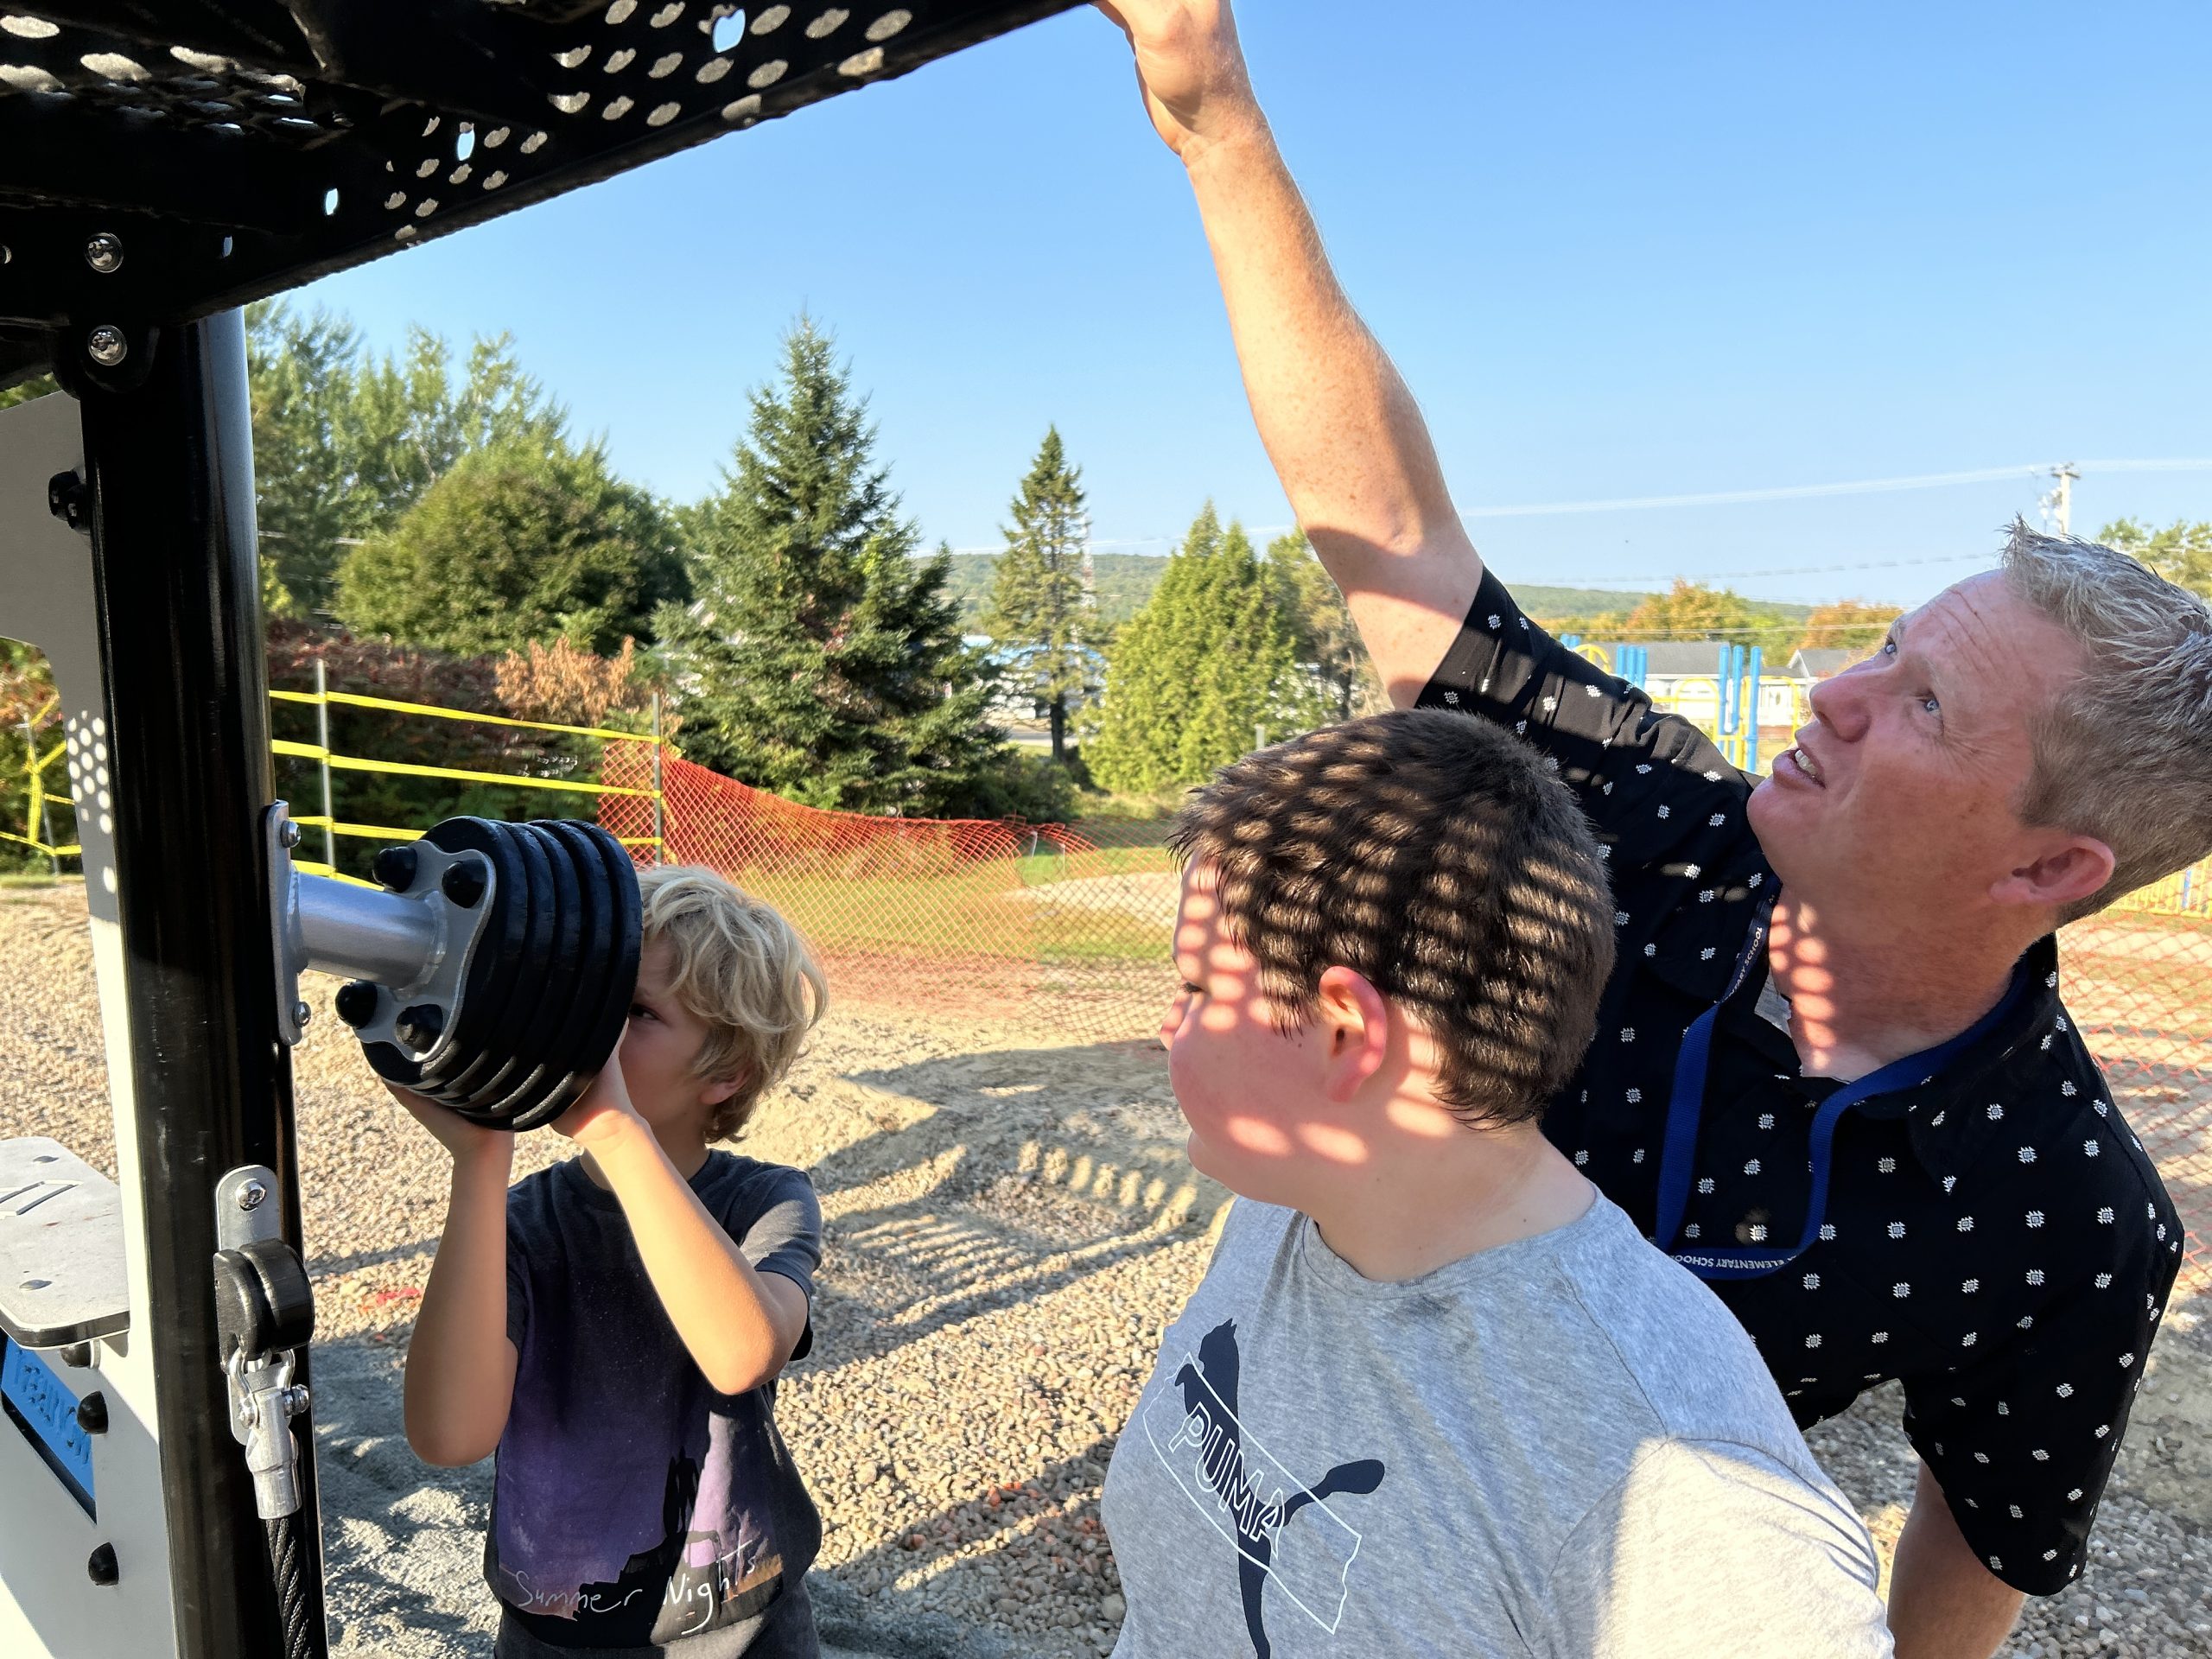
1096, 3, 2206, 1654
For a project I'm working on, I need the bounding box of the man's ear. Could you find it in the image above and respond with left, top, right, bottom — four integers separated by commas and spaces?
1313, 965, 1390, 1103
1990, 835, 2115, 915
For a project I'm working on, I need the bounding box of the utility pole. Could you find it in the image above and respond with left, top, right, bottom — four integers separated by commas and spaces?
2042, 462, 2080, 537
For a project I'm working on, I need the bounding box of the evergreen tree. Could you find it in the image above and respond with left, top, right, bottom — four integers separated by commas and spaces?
1090, 505, 1304, 793
250, 304, 365, 619
1265, 528, 1382, 721
984, 427, 1097, 765
2100, 516, 2212, 600
334, 439, 685, 657
662, 320, 1010, 815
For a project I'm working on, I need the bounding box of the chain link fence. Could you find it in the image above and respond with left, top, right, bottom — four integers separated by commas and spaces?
601, 743, 1178, 1041
2060, 889, 2212, 1291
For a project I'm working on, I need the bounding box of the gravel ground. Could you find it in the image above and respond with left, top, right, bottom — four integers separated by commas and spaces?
1, 881, 2205, 1658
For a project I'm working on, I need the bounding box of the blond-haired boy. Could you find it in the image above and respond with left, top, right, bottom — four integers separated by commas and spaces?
394, 865, 830, 1656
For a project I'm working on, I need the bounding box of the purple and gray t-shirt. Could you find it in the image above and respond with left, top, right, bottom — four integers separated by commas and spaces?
490, 1151, 823, 1656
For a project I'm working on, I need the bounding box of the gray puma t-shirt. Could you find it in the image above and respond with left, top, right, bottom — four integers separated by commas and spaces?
1103, 1193, 1893, 1658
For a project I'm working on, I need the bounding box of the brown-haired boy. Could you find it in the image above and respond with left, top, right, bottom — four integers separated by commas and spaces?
1102, 709, 1892, 1656
393, 866, 830, 1656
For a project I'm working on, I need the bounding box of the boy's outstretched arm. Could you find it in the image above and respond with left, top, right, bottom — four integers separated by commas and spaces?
1097, 0, 1484, 706
391, 1085, 521, 1467
556, 1070, 810, 1397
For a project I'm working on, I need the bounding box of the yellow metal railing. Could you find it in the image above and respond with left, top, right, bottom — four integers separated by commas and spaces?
2109, 859, 2212, 918
8, 686, 665, 876
3, 697, 80, 861
267, 683, 666, 869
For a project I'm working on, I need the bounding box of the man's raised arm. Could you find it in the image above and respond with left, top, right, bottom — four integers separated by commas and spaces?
1097, 0, 1482, 706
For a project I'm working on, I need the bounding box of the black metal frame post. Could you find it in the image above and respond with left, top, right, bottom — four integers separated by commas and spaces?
77, 311, 327, 1659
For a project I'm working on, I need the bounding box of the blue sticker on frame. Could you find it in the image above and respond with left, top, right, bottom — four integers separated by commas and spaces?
2, 1337, 95, 1518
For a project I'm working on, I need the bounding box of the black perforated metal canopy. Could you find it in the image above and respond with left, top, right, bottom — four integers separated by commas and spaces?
0, 0, 1072, 390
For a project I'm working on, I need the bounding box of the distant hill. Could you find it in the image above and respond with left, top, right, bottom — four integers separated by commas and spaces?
941, 552, 1172, 633
942, 553, 1810, 635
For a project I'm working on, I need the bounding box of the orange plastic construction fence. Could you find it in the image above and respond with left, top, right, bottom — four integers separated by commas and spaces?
599, 743, 1178, 1045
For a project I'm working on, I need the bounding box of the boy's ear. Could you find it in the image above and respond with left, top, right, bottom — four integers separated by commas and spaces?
1313, 966, 1389, 1103
698, 1067, 750, 1109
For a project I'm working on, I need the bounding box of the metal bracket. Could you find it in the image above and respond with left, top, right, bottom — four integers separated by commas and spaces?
0, 1138, 129, 1349
266, 800, 494, 1055
213, 1166, 310, 1522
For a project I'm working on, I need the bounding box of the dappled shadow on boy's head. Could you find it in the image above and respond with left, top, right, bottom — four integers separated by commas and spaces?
1156, 709, 1617, 1204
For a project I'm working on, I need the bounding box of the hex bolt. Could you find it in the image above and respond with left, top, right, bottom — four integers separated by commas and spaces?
86, 326, 129, 368
85, 232, 124, 273
334, 981, 378, 1028
395, 1003, 446, 1051
86, 1543, 118, 1586
57, 1342, 93, 1370
293, 1000, 313, 1029
278, 819, 302, 849
441, 858, 486, 908
373, 844, 419, 892
75, 1392, 107, 1435
236, 1178, 269, 1212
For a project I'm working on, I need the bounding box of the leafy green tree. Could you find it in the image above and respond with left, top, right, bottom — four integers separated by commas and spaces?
245, 302, 566, 619
1621, 580, 1795, 652
1265, 528, 1382, 721
334, 440, 686, 657
662, 320, 1012, 816
1530, 609, 1633, 645
345, 326, 566, 527
0, 375, 57, 413
0, 642, 68, 874
2099, 517, 2212, 600
1791, 601, 1900, 658
1090, 505, 1305, 793
984, 427, 1097, 764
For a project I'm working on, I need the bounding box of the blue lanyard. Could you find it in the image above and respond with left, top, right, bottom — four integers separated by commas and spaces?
1651, 893, 2030, 1281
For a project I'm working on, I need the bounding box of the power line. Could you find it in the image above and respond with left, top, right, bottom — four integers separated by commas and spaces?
944, 458, 2212, 557
1543, 550, 1992, 586
1461, 458, 2212, 519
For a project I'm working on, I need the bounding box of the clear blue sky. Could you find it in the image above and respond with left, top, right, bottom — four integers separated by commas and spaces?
292, 1, 2212, 607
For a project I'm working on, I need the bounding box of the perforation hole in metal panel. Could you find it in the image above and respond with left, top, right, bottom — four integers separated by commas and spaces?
0, 0, 1074, 378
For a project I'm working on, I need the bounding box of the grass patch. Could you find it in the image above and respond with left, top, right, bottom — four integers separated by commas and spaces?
727, 868, 1170, 969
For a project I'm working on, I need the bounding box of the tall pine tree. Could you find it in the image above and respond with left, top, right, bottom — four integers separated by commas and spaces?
983, 427, 1096, 765
1265, 529, 1383, 721
1089, 505, 1303, 793
663, 320, 1009, 815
